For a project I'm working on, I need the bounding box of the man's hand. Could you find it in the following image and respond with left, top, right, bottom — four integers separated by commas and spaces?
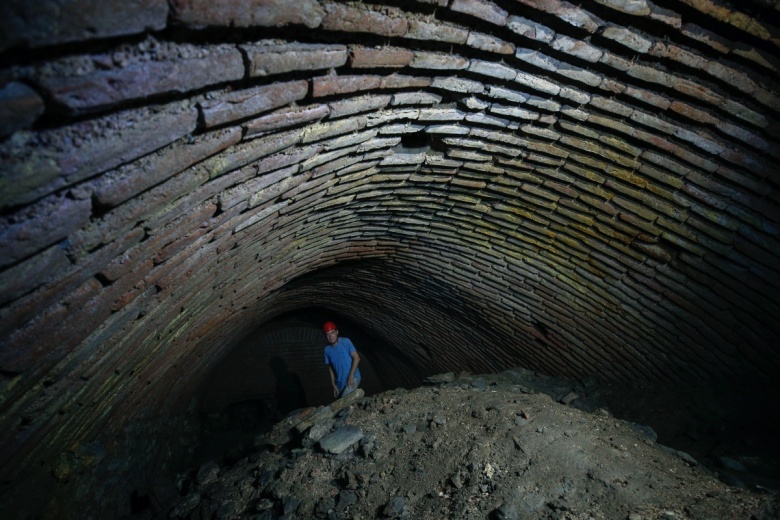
347, 376, 355, 388
333, 384, 339, 398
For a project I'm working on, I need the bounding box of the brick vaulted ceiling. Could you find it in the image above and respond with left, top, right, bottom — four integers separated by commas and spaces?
0, 0, 779, 516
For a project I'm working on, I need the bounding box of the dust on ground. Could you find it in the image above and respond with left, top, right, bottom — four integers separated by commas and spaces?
166, 369, 780, 519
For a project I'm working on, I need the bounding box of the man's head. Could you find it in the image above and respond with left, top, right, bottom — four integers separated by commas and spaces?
323, 321, 338, 344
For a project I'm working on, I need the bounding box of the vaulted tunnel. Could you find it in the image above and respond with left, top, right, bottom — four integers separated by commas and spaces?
1, 0, 779, 517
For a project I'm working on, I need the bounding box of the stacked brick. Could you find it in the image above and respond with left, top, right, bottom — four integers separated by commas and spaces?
0, 0, 779, 517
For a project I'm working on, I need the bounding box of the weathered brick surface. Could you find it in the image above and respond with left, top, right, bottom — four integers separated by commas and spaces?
0, 82, 44, 137
0, 193, 91, 268
312, 75, 382, 97
94, 127, 242, 207
350, 46, 414, 68
200, 80, 308, 128
0, 102, 198, 210
406, 19, 469, 43
37, 45, 244, 113
0, 0, 168, 51
171, 0, 324, 28
2, 1, 780, 517
321, 2, 407, 36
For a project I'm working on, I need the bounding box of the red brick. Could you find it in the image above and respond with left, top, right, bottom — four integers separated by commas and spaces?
37, 46, 244, 114
451, 0, 508, 25
321, 2, 408, 36
350, 46, 414, 68
1, 0, 167, 51
312, 75, 381, 97
199, 80, 308, 128
0, 226, 145, 339
380, 75, 432, 89
0, 193, 91, 269
242, 43, 348, 76
0, 244, 70, 306
171, 0, 324, 28
407, 19, 469, 43
0, 102, 198, 210
0, 277, 104, 372
94, 127, 242, 207
245, 104, 330, 137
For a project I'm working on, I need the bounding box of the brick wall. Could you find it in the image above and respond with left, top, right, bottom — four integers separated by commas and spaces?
0, 0, 778, 517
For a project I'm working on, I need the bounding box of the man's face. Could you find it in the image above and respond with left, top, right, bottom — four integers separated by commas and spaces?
325, 328, 338, 345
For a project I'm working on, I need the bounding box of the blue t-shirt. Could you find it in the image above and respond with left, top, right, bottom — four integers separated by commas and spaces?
324, 337, 361, 390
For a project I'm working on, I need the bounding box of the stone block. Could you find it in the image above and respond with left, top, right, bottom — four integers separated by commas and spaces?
199, 80, 308, 128
312, 75, 381, 97
242, 43, 347, 76
350, 45, 413, 68
0, 82, 44, 137
321, 2, 407, 36
171, 0, 324, 28
0, 0, 167, 51
37, 45, 244, 114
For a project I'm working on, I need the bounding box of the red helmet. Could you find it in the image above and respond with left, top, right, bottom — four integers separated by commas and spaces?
323, 321, 337, 333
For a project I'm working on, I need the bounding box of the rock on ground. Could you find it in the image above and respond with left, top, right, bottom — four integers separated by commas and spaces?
166, 370, 779, 519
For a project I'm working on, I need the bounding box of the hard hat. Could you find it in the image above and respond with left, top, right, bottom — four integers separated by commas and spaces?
323, 321, 337, 333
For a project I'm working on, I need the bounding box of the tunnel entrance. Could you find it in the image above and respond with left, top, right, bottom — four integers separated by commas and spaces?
191, 309, 415, 468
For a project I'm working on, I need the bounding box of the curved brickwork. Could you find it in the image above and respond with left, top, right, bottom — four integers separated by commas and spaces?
0, 0, 779, 516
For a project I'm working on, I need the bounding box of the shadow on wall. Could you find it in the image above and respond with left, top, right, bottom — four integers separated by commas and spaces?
270, 355, 308, 419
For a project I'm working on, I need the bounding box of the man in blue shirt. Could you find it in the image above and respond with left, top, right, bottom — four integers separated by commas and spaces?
323, 321, 361, 399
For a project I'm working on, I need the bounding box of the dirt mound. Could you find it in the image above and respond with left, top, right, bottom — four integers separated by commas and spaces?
167, 370, 779, 519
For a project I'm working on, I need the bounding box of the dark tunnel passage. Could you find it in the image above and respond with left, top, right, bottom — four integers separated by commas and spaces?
2, 0, 780, 517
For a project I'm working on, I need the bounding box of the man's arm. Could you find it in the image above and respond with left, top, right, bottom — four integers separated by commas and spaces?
328, 364, 338, 397
347, 350, 360, 387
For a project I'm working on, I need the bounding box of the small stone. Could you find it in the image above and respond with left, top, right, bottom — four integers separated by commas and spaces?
383, 496, 406, 518
491, 503, 518, 519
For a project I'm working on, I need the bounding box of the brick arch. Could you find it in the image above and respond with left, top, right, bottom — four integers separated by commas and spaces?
0, 0, 778, 517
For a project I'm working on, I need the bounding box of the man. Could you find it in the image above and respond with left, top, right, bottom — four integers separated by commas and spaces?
322, 321, 361, 399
